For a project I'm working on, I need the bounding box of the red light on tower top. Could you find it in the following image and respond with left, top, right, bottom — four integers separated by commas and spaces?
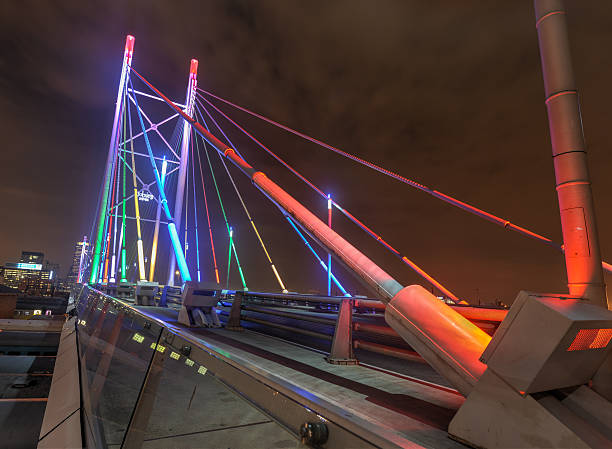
190, 59, 199, 75
125, 35, 135, 53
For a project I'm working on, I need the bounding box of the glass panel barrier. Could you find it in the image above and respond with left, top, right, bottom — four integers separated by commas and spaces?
133, 329, 297, 449
76, 287, 163, 448
75, 287, 299, 448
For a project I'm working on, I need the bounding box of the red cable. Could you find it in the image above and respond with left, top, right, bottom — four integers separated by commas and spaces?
197, 88, 557, 248
196, 93, 461, 302
195, 96, 325, 198
195, 127, 220, 284
103, 148, 120, 282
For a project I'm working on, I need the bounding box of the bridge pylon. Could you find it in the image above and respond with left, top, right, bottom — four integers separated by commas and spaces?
167, 59, 198, 287
89, 35, 134, 284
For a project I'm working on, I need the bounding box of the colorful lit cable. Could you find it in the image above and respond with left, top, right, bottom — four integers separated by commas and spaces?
128, 75, 191, 283
198, 102, 288, 292
195, 92, 460, 302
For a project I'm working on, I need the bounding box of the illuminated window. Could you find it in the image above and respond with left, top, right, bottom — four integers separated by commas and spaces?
567, 328, 612, 351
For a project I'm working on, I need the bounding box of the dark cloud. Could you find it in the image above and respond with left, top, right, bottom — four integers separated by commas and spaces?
0, 1, 610, 303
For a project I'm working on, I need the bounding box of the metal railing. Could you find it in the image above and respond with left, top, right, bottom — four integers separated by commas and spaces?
220, 291, 505, 366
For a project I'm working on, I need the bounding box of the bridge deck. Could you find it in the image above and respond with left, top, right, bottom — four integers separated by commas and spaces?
138, 305, 465, 449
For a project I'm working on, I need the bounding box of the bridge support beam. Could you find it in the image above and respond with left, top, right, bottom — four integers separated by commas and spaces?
535, 0, 608, 308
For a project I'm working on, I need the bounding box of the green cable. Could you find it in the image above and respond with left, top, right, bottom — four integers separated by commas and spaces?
226, 232, 233, 290
202, 138, 247, 290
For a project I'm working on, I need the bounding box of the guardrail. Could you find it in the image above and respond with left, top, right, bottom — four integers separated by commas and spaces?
89, 285, 505, 368
220, 291, 507, 366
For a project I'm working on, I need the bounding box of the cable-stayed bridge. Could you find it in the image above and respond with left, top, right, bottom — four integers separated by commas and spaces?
51, 2, 612, 448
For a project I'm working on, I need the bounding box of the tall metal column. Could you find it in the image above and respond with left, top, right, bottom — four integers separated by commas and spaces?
535, 0, 608, 308
327, 194, 332, 296
89, 35, 134, 284
167, 59, 198, 286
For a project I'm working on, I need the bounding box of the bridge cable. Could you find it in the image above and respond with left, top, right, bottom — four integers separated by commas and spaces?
284, 214, 350, 296
120, 104, 128, 282
189, 129, 202, 282
195, 92, 462, 302
130, 67, 461, 301
198, 89, 612, 275
197, 101, 289, 293
200, 95, 346, 294
128, 75, 192, 282
194, 127, 221, 284
110, 94, 127, 282
193, 104, 247, 290
127, 95, 151, 281
101, 111, 121, 283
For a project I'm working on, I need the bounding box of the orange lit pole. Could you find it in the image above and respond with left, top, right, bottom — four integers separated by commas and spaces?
535, 0, 608, 308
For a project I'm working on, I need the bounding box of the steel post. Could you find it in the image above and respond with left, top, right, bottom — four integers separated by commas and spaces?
167, 59, 198, 286
226, 291, 244, 330
535, 0, 608, 308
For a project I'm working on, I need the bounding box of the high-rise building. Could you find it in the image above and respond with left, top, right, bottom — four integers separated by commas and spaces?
67, 236, 89, 287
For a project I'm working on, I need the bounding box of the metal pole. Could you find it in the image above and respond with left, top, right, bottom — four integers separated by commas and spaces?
534, 0, 608, 308
168, 59, 198, 286
327, 194, 332, 296
90, 35, 134, 284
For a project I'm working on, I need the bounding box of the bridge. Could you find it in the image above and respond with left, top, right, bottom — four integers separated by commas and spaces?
39, 1, 612, 448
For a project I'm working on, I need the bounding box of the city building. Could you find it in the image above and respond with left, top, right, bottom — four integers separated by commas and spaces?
0, 251, 54, 296
1, 262, 53, 296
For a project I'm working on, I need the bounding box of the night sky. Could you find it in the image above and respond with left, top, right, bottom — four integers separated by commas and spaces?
0, 1, 610, 304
